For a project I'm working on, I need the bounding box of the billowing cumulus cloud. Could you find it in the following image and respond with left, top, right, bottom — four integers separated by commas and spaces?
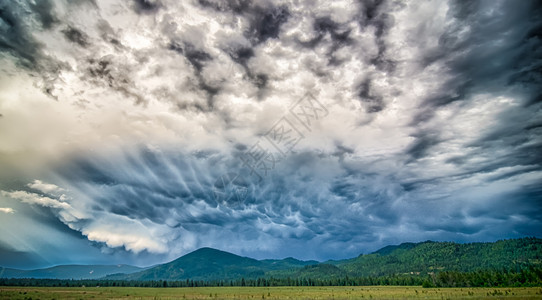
0, 0, 540, 265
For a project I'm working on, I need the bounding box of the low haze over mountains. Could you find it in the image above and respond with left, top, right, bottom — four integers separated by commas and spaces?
0, 264, 144, 280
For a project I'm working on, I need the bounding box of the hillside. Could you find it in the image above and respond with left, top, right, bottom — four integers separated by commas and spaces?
333, 237, 542, 277
260, 257, 319, 270
2, 238, 540, 282
269, 238, 542, 279
0, 264, 144, 280
108, 247, 318, 281
112, 248, 265, 281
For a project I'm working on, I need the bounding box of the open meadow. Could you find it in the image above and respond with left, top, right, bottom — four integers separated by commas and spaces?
1, 286, 542, 300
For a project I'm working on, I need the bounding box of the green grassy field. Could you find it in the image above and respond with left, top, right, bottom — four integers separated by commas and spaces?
1, 286, 541, 299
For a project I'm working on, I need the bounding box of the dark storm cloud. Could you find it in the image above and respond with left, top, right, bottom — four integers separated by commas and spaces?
406, 0, 542, 173
0, 1, 48, 69
62, 26, 89, 47
168, 42, 212, 72
0, 0, 69, 100
55, 147, 221, 225
184, 47, 212, 72
252, 73, 268, 90
460, 185, 542, 236
197, 0, 251, 14
311, 17, 353, 49
222, 44, 268, 96
471, 125, 542, 168
406, 133, 440, 161
0, 0, 65, 70
194, 0, 288, 97
44, 146, 408, 259
493, 188, 542, 220
132, 0, 161, 14
97, 20, 124, 48
357, 0, 396, 71
244, 152, 404, 241
28, 0, 58, 29
295, 16, 354, 66
85, 56, 147, 105
423, 0, 541, 108
408, 0, 542, 142
167, 42, 221, 110
246, 5, 289, 44
198, 0, 289, 45
357, 78, 384, 113
227, 46, 254, 66
62, 158, 118, 186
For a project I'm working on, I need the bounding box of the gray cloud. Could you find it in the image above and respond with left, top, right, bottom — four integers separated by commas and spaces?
0, 1, 51, 70
132, 0, 161, 14
62, 25, 90, 47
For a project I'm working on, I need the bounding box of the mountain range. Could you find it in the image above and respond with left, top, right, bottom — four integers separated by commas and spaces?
0, 264, 144, 280
1, 238, 540, 281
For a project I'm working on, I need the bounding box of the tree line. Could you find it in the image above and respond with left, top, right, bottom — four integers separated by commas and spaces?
1, 267, 541, 288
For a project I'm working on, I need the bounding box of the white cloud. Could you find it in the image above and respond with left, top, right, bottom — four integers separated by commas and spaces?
0, 207, 15, 214
81, 218, 170, 254
1, 190, 72, 210
27, 180, 65, 194
0, 189, 87, 224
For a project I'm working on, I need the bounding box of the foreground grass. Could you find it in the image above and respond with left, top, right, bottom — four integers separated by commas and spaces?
1, 286, 542, 299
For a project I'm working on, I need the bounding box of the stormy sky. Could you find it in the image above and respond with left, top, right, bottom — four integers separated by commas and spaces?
0, 0, 541, 269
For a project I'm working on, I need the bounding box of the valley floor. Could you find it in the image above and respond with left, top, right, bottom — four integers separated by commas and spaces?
1, 286, 542, 299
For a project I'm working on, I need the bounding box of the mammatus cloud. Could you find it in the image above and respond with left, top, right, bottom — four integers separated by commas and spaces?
0, 0, 540, 264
